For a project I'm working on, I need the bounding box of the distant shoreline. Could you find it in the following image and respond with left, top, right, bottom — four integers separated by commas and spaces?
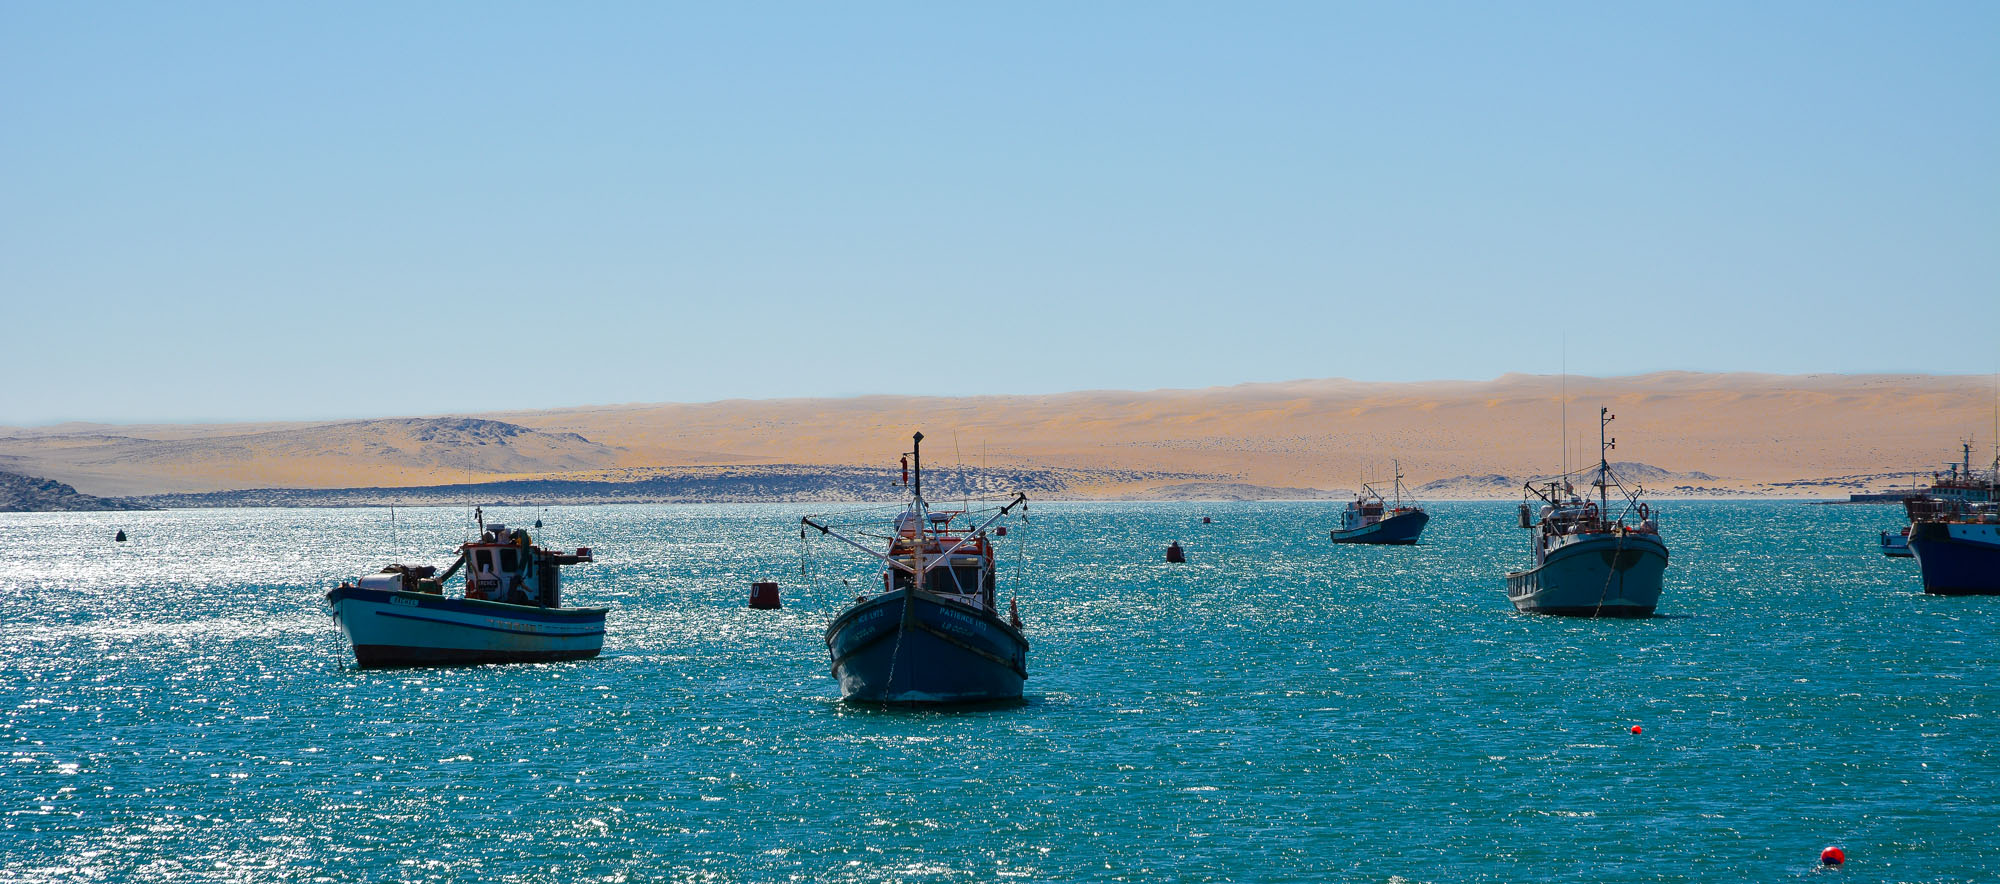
0, 462, 1903, 513
4, 494, 1856, 514
2, 372, 1985, 509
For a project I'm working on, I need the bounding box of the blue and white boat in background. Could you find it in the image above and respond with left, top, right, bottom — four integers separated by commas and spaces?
1330, 461, 1429, 544
1506, 407, 1669, 617
1880, 527, 1913, 558
804, 432, 1030, 704
326, 509, 604, 667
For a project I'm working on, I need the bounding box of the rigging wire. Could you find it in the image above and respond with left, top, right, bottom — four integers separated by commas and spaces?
1012, 506, 1029, 589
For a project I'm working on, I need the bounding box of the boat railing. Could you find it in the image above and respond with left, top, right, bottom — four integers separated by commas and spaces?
1907, 496, 1966, 522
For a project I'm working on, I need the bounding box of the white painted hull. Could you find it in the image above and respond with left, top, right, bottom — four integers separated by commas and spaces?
326, 586, 606, 668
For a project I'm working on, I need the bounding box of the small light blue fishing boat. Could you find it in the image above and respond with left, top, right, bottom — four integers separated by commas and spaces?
1879, 527, 1913, 558
1506, 408, 1669, 617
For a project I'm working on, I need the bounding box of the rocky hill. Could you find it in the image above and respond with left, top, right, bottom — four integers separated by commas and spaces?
0, 417, 620, 495
0, 471, 153, 512
129, 464, 1195, 508
1413, 462, 1728, 498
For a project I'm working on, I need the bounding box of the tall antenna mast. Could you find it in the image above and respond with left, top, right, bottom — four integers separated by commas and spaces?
911, 431, 926, 594
1599, 407, 1616, 515
1561, 338, 1568, 477
911, 432, 925, 507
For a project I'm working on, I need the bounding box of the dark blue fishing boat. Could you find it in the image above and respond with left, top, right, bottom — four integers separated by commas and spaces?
1903, 442, 2000, 595
1906, 513, 2000, 594
804, 432, 1030, 704
1330, 461, 1429, 544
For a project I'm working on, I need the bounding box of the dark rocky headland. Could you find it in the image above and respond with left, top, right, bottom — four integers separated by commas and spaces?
0, 471, 154, 512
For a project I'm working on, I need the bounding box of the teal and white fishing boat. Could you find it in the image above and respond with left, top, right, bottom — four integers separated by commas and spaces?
326, 509, 604, 667
1330, 461, 1430, 545
1506, 407, 1669, 617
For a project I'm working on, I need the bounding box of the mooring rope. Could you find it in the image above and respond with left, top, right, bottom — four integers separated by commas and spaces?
882, 585, 913, 692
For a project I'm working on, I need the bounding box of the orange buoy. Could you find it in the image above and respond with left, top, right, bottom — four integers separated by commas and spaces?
1630, 725, 1642, 735
749, 581, 782, 609
1820, 846, 1844, 865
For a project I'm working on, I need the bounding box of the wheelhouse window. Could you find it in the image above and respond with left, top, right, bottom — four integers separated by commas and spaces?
890, 565, 984, 594
935, 566, 983, 594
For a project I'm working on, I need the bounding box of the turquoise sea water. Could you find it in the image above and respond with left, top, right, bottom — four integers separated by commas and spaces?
1, 501, 1992, 883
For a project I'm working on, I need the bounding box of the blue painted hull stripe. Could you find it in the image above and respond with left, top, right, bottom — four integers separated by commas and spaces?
328, 586, 607, 623
373, 610, 606, 637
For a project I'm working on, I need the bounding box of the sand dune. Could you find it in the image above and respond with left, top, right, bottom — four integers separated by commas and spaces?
0, 418, 618, 495
2, 372, 1995, 500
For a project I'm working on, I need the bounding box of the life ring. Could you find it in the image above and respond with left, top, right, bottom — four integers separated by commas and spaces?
1638, 502, 1650, 520
1583, 502, 1599, 521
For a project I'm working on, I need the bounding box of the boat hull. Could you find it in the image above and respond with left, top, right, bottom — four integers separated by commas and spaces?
1506, 533, 1668, 617
1908, 521, 2000, 595
1331, 510, 1430, 545
824, 589, 1027, 704
1881, 532, 1913, 558
326, 586, 607, 668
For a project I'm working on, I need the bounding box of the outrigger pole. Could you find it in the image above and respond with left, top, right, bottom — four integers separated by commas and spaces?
925, 494, 1028, 567
800, 493, 1028, 578
802, 431, 1028, 580
802, 517, 920, 574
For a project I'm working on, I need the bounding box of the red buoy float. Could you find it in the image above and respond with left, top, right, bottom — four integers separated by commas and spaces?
1820, 846, 1844, 866
749, 581, 782, 609
1630, 725, 1642, 735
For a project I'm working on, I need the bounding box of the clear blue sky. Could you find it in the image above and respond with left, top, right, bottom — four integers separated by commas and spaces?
4, 2, 1994, 424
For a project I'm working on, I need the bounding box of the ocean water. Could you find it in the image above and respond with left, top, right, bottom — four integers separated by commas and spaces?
1, 501, 1992, 883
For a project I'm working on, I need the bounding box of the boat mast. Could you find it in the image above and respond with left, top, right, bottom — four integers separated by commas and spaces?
1598, 407, 1615, 518
1392, 459, 1404, 509
911, 432, 926, 593
912, 431, 925, 509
